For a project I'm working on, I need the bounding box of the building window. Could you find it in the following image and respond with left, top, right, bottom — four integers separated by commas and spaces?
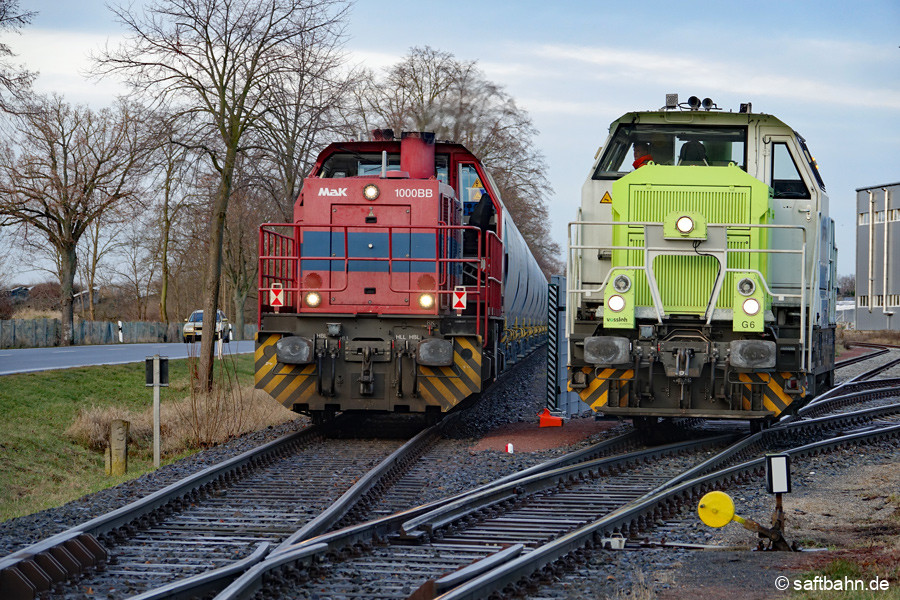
859, 212, 870, 225
875, 211, 886, 223
858, 295, 869, 307
875, 295, 884, 307
890, 209, 900, 222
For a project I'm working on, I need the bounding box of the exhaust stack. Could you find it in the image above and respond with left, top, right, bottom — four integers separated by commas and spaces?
400, 132, 435, 179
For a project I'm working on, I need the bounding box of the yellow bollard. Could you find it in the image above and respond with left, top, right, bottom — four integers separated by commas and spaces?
105, 419, 129, 476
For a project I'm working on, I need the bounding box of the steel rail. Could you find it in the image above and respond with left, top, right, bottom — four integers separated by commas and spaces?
0, 425, 326, 599
210, 433, 739, 600
397, 434, 738, 540
434, 422, 900, 600
834, 347, 888, 368
645, 399, 900, 497
207, 399, 900, 600
107, 421, 448, 600
117, 346, 552, 600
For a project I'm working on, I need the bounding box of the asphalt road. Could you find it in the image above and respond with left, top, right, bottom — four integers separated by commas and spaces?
0, 341, 255, 376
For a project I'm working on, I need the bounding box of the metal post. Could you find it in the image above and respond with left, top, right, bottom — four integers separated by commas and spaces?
146, 354, 168, 468
153, 356, 161, 468
546, 282, 559, 411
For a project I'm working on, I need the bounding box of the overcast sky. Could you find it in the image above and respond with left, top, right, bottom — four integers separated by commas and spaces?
10, 0, 900, 277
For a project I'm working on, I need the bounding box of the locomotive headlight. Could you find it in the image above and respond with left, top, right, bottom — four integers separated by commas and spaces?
742, 297, 761, 316
305, 291, 322, 308
613, 274, 632, 293
418, 293, 435, 309
363, 184, 380, 201
607, 294, 626, 312
675, 215, 694, 234
737, 277, 756, 296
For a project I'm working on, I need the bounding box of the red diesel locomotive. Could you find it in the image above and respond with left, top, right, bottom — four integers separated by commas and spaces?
256, 130, 547, 422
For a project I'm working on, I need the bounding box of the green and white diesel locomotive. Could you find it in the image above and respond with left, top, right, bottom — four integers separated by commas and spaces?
567, 95, 836, 427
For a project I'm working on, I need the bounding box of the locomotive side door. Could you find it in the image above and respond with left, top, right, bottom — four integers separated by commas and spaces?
760, 132, 817, 300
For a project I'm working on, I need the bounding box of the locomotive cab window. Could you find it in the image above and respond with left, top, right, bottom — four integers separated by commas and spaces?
318, 152, 400, 177
770, 143, 811, 199
318, 152, 449, 181
592, 124, 746, 179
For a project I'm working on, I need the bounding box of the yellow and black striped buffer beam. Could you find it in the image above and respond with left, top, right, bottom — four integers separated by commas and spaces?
417, 337, 482, 410
568, 366, 634, 410
738, 372, 805, 415
255, 332, 317, 408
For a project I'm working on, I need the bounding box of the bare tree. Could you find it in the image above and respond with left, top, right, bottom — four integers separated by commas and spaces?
253, 38, 358, 221
0, 0, 36, 113
837, 274, 855, 298
114, 214, 159, 321
0, 95, 151, 343
353, 46, 562, 276
144, 112, 205, 325
77, 217, 118, 320
95, 0, 350, 390
222, 171, 264, 339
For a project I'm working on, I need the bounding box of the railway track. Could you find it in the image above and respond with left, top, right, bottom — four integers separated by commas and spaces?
202, 355, 900, 600
0, 422, 410, 600
1, 349, 553, 599
4, 346, 896, 599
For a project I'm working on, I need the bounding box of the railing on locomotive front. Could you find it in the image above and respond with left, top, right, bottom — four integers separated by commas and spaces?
565, 220, 814, 369
258, 223, 502, 341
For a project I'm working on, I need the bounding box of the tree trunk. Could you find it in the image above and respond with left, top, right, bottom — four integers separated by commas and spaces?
198, 147, 237, 391
233, 288, 247, 341
59, 245, 77, 346
159, 202, 171, 325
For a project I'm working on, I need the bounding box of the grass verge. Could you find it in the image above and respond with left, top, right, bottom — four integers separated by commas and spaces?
0, 352, 296, 522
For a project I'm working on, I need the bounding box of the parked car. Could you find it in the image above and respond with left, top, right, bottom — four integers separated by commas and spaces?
183, 309, 230, 343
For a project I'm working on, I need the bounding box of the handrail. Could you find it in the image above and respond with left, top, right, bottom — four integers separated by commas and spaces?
566, 219, 811, 367
259, 223, 502, 341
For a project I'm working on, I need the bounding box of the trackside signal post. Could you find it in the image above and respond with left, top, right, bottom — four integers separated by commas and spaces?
145, 355, 169, 468
697, 453, 794, 551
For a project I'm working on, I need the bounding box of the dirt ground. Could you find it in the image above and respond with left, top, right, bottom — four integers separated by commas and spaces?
471, 417, 621, 452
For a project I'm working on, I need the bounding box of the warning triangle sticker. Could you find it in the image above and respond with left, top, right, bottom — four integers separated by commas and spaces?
600, 191, 612, 204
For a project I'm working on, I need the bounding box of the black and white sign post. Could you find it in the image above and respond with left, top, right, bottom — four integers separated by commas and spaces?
145, 355, 169, 468
766, 453, 792, 541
